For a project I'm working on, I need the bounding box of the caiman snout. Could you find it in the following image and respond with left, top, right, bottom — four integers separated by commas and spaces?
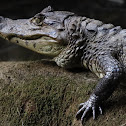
0, 16, 6, 30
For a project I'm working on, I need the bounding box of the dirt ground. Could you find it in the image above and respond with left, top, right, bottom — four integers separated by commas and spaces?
0, 41, 126, 126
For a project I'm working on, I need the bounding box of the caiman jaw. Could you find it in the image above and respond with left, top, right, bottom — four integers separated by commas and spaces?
7, 35, 65, 57
0, 16, 66, 57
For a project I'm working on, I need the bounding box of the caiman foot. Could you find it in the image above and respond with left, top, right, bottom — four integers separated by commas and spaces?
76, 94, 103, 123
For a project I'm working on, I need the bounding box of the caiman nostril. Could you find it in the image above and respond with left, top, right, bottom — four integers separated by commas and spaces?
0, 16, 6, 30
0, 16, 4, 23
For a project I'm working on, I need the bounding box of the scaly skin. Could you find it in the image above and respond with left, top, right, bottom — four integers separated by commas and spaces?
0, 6, 125, 123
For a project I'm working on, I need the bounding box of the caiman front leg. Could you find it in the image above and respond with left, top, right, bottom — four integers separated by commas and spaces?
76, 54, 123, 123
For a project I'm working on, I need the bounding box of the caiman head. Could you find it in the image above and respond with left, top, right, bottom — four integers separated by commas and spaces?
0, 6, 74, 57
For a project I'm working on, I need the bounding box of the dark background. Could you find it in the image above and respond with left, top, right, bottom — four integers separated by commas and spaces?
0, 0, 126, 27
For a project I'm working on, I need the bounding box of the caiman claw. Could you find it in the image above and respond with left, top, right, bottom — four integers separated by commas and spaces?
76, 94, 103, 123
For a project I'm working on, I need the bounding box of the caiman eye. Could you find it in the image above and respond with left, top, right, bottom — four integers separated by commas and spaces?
31, 15, 45, 26
31, 17, 43, 26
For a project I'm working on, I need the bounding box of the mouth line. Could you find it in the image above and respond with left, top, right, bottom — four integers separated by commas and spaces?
4, 34, 58, 42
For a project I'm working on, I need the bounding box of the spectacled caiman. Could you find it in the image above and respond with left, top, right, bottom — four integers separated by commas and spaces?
0, 6, 125, 124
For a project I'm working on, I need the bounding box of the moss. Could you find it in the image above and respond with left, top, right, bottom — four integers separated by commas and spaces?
0, 75, 93, 126
0, 63, 126, 126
